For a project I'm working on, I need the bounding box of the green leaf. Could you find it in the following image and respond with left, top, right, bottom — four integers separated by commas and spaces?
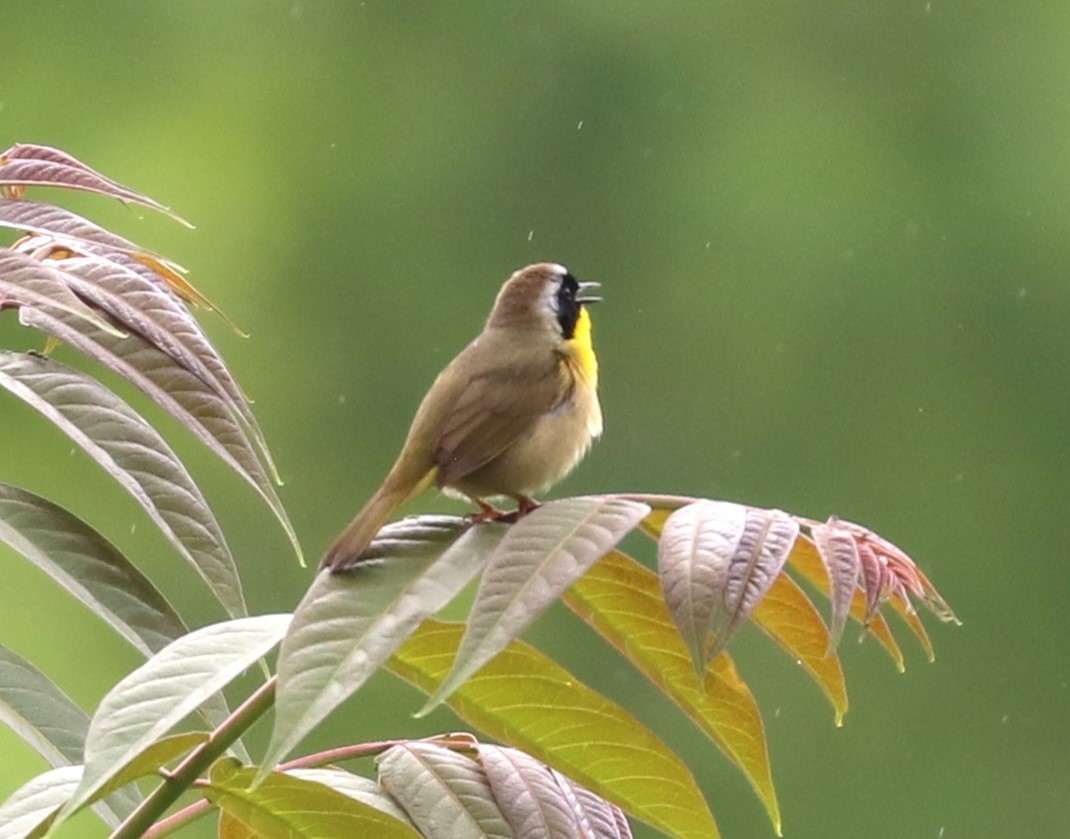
0, 644, 147, 831
751, 573, 849, 725
219, 812, 257, 839
391, 620, 718, 839
52, 615, 290, 828
0, 482, 246, 759
0, 766, 82, 839
204, 759, 420, 838
91, 731, 207, 816
284, 768, 412, 825
420, 497, 650, 714
220, 769, 415, 838
0, 482, 186, 657
18, 308, 301, 565
378, 742, 512, 839
0, 351, 246, 618
0, 643, 89, 768
564, 551, 777, 835
263, 518, 500, 777
0, 734, 205, 839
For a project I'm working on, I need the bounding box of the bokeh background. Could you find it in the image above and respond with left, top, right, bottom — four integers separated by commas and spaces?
2, 1, 1068, 837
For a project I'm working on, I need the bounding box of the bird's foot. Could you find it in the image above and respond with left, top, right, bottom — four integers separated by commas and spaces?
484, 496, 541, 525
516, 496, 541, 516
465, 500, 509, 525
462, 497, 541, 528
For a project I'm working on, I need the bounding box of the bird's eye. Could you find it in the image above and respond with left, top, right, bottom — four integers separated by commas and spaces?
559, 272, 578, 302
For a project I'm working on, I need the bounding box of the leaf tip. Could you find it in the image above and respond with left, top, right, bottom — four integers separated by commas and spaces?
412, 695, 443, 719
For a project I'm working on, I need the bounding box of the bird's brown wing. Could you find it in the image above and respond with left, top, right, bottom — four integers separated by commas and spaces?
433, 353, 573, 487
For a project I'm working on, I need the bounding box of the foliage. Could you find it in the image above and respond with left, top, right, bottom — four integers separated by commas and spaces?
0, 145, 958, 839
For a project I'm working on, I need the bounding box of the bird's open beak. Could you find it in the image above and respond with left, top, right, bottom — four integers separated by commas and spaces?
577, 281, 602, 304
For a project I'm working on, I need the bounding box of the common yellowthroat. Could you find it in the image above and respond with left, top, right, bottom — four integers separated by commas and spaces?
322, 262, 602, 572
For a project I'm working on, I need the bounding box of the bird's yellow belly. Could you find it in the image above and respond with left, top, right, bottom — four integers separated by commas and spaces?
449, 386, 602, 501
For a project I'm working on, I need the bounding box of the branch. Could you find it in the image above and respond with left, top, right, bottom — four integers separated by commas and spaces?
110, 677, 277, 839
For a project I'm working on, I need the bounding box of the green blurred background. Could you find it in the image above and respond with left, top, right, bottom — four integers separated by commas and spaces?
2, 1, 1068, 836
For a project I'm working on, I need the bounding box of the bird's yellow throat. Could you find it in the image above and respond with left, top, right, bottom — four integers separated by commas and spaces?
566, 307, 598, 386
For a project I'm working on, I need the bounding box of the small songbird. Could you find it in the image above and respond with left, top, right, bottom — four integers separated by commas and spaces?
322, 262, 603, 572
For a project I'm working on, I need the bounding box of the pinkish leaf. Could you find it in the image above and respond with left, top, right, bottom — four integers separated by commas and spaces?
34, 254, 272, 462
0, 199, 168, 261
47, 256, 240, 399
11, 233, 243, 335
377, 742, 511, 839
714, 509, 799, 656
550, 768, 633, 839
831, 519, 959, 626
0, 249, 120, 336
10, 233, 183, 304
479, 745, 580, 839
810, 518, 861, 649
855, 539, 883, 624
0, 144, 188, 225
657, 500, 747, 672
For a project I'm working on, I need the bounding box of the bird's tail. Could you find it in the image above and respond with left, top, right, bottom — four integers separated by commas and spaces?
321, 467, 437, 573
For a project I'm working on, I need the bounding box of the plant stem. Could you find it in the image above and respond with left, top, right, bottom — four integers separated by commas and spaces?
278, 734, 477, 771
615, 492, 698, 509
110, 676, 277, 839
141, 801, 212, 839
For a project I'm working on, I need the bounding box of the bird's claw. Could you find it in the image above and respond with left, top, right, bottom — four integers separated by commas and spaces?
462, 497, 541, 529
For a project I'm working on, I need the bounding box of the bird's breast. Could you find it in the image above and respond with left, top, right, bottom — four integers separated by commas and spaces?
451, 377, 601, 499
563, 307, 598, 389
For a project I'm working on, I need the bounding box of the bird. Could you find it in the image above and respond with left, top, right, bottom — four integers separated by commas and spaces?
322, 262, 603, 572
